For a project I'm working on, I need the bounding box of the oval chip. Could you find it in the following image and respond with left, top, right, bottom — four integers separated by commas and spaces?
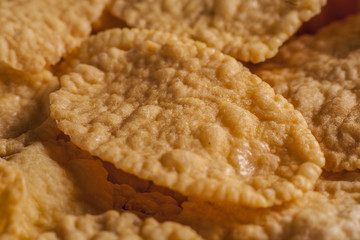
0, 0, 108, 72
50, 28, 324, 208
255, 13, 360, 171
109, 0, 326, 63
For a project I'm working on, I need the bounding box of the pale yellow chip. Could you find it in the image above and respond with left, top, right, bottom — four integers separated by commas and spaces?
0, 119, 190, 238
110, 0, 326, 63
174, 178, 360, 240
0, 160, 23, 237
0, 143, 89, 239
50, 28, 324, 207
0, 121, 119, 239
255, 13, 360, 171
0, 68, 58, 139
0, 0, 108, 73
38, 211, 203, 240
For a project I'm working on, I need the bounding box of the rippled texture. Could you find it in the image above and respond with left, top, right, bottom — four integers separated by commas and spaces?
50, 28, 324, 207
0, 0, 107, 72
110, 0, 326, 63
256, 13, 360, 171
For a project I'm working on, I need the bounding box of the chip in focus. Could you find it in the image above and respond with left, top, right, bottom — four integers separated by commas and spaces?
50, 28, 324, 208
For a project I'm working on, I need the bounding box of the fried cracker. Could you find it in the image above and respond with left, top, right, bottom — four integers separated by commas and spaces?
256, 13, 360, 171
0, 122, 118, 239
175, 179, 360, 240
38, 211, 202, 240
0, 68, 58, 139
0, 0, 108, 72
50, 29, 324, 207
110, 0, 326, 63
0, 143, 90, 239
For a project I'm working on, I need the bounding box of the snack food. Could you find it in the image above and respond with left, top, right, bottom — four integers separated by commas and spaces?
110, 0, 326, 63
50, 28, 324, 208
0, 0, 108, 72
0, 119, 198, 239
38, 211, 203, 240
0, 142, 91, 239
0, 68, 58, 139
2, 0, 360, 239
0, 120, 115, 239
174, 178, 360, 240
256, 13, 360, 171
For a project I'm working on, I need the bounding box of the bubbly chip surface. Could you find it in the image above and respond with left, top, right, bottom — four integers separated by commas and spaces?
0, 121, 118, 239
0, 143, 89, 239
0, 0, 108, 72
256, 13, 360, 171
110, 0, 326, 63
0, 68, 58, 139
38, 211, 203, 240
50, 28, 324, 207
174, 178, 360, 240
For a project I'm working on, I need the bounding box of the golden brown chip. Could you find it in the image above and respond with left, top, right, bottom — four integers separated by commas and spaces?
38, 211, 203, 240
0, 0, 108, 72
50, 28, 324, 207
174, 179, 360, 240
110, 0, 326, 63
255, 13, 360, 171
0, 68, 58, 139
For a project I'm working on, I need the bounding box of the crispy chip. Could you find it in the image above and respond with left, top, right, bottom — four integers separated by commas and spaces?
110, 0, 326, 63
0, 121, 120, 239
1, 119, 186, 237
174, 179, 360, 240
0, 143, 89, 239
50, 28, 324, 207
0, 68, 58, 139
316, 171, 360, 194
255, 13, 360, 171
104, 161, 187, 204
0, 0, 108, 72
38, 211, 203, 240
0, 160, 23, 237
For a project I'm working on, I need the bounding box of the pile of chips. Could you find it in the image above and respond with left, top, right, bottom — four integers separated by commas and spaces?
1, 0, 360, 239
